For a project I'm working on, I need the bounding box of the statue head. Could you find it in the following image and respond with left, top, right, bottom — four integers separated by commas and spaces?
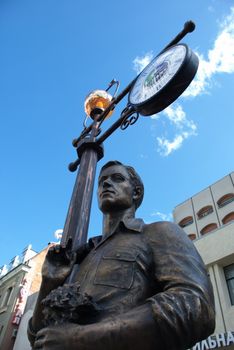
98, 161, 144, 213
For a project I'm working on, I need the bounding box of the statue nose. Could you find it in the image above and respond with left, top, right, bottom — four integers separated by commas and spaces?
103, 178, 112, 187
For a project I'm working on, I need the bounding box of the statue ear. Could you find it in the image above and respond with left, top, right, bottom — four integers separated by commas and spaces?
133, 186, 141, 201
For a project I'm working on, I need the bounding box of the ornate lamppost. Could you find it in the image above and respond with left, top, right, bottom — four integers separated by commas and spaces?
60, 21, 198, 267
39, 21, 200, 327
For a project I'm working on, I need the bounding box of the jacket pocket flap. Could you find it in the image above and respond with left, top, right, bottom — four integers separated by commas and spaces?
102, 251, 136, 261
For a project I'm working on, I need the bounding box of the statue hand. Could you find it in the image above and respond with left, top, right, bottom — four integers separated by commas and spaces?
42, 239, 76, 288
34, 323, 82, 350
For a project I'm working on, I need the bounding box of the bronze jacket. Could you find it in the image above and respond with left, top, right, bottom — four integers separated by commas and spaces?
28, 218, 215, 350
71, 218, 215, 350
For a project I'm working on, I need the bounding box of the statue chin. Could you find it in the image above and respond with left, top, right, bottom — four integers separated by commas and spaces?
99, 198, 133, 214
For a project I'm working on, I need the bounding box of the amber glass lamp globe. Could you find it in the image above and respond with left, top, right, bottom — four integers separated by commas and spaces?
84, 90, 113, 119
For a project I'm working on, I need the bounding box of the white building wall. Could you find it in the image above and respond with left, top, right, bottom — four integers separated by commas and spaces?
173, 199, 198, 238
194, 222, 234, 332
173, 172, 234, 238
13, 293, 38, 350
211, 174, 234, 203
174, 172, 234, 350
231, 173, 234, 184
211, 174, 234, 225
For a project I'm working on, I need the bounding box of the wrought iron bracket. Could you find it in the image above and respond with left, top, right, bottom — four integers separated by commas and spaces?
68, 139, 104, 172
120, 106, 139, 130
76, 139, 104, 160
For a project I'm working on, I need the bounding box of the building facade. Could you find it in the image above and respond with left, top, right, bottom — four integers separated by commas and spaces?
173, 172, 234, 350
0, 245, 48, 350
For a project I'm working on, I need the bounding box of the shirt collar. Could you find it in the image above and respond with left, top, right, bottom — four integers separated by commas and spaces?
121, 217, 144, 233
94, 217, 144, 250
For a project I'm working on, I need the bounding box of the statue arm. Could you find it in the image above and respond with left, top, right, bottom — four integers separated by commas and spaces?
33, 303, 158, 350
142, 221, 215, 349
28, 243, 76, 346
28, 238, 101, 347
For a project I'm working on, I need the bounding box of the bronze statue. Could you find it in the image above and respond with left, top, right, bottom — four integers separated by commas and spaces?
28, 161, 215, 350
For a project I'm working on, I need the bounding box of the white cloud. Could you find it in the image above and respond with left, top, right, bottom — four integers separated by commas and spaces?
163, 104, 186, 125
132, 7, 234, 157
183, 7, 234, 97
157, 104, 197, 156
133, 52, 154, 74
151, 211, 172, 221
54, 229, 63, 240
150, 114, 160, 120
157, 131, 191, 156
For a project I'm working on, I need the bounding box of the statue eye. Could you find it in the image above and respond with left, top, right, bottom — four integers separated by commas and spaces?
98, 177, 105, 186
112, 174, 125, 182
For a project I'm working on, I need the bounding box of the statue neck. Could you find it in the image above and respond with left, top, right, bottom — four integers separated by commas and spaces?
102, 207, 135, 238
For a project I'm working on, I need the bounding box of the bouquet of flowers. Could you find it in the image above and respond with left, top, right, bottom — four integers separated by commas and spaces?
42, 283, 101, 326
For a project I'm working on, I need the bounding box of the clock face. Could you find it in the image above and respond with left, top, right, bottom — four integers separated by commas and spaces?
129, 45, 187, 106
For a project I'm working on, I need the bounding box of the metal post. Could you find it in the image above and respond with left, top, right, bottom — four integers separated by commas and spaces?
60, 117, 103, 253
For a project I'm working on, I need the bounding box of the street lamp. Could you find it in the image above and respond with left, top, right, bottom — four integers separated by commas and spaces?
59, 21, 198, 282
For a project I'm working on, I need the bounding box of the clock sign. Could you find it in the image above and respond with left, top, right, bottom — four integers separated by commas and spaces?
128, 44, 199, 116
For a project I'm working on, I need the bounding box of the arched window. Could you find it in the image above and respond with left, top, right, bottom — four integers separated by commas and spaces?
217, 193, 234, 208
222, 212, 234, 225
178, 216, 193, 228
224, 264, 234, 305
197, 205, 213, 219
200, 223, 218, 235
188, 233, 196, 241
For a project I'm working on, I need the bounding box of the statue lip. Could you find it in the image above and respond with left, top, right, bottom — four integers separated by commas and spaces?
100, 190, 115, 197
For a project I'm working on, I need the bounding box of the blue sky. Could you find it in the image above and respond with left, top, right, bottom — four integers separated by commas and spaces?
0, 0, 234, 267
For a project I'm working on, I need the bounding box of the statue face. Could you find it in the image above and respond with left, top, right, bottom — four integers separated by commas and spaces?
98, 165, 135, 213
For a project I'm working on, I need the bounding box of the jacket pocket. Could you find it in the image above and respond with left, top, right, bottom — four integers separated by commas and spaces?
94, 251, 137, 289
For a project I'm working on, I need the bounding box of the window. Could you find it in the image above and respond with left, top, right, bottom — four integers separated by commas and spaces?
224, 264, 234, 305
1, 287, 13, 308
197, 205, 213, 220
222, 212, 234, 225
217, 193, 234, 208
200, 223, 218, 235
12, 329, 18, 338
188, 233, 196, 241
179, 216, 193, 228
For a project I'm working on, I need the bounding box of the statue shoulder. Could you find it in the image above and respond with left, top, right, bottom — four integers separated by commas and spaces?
143, 220, 203, 264
144, 220, 182, 233
143, 220, 190, 243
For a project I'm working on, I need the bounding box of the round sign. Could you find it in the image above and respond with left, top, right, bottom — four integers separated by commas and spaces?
128, 44, 199, 116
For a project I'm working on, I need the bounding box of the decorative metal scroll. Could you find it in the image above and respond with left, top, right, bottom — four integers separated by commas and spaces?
120, 107, 139, 130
